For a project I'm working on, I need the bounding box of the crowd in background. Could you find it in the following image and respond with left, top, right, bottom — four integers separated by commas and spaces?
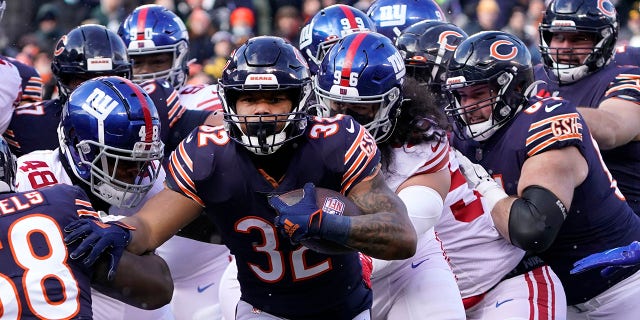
1, 0, 639, 99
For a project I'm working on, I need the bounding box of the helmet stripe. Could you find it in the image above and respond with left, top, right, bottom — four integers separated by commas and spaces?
340, 32, 368, 87
123, 79, 153, 142
136, 6, 149, 41
339, 5, 357, 29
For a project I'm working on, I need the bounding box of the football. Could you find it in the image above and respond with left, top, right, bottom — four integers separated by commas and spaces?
275, 187, 362, 255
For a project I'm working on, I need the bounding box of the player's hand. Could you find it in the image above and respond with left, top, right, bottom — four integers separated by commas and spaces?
359, 252, 373, 288
269, 183, 324, 243
64, 218, 135, 280
454, 149, 508, 210
570, 241, 640, 277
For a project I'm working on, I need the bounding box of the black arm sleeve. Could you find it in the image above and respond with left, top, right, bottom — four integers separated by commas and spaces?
508, 185, 568, 253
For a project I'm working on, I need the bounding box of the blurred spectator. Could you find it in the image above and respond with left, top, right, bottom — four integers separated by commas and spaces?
230, 7, 256, 44
302, 0, 322, 23
625, 2, 640, 46
273, 5, 303, 44
33, 4, 64, 54
88, 0, 127, 32
252, 0, 272, 35
204, 31, 234, 81
502, 7, 529, 44
187, 8, 215, 65
32, 52, 56, 99
464, 0, 501, 35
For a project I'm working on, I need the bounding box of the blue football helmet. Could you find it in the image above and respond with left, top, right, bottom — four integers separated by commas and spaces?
315, 31, 405, 143
367, 0, 446, 43
299, 4, 376, 75
219, 36, 312, 155
539, 0, 618, 84
0, 136, 16, 193
118, 4, 190, 90
395, 20, 468, 90
444, 31, 534, 142
52, 24, 132, 101
59, 76, 164, 208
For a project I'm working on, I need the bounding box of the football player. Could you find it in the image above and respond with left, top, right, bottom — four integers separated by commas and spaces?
447, 30, 640, 319
118, 5, 231, 318
15, 76, 175, 319
366, 0, 446, 43
119, 4, 223, 113
298, 4, 376, 76
536, 0, 640, 216
64, 36, 417, 320
0, 0, 21, 135
395, 22, 567, 319
0, 134, 173, 319
315, 31, 466, 319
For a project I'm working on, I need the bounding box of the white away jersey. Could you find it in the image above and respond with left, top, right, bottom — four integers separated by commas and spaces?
383, 138, 450, 191
178, 84, 222, 112
435, 148, 525, 298
15, 149, 165, 216
0, 58, 21, 133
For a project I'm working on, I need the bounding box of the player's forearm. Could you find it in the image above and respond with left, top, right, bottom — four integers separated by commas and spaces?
490, 196, 517, 242
92, 252, 174, 309
578, 107, 624, 149
347, 177, 417, 259
347, 211, 417, 260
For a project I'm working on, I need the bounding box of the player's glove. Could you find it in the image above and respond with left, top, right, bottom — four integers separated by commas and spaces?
454, 149, 508, 211
64, 217, 135, 280
269, 182, 351, 244
570, 241, 640, 277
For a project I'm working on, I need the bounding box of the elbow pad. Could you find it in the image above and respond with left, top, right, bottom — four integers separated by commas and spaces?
508, 185, 568, 253
397, 185, 444, 236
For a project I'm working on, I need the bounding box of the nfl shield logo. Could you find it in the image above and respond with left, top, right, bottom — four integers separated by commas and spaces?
322, 197, 345, 215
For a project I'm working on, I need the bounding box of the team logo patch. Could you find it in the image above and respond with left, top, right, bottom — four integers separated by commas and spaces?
490, 40, 517, 61
322, 197, 346, 215
598, 0, 616, 18
53, 35, 67, 56
438, 31, 464, 51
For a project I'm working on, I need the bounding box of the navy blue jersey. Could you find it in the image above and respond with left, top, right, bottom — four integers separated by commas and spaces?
5, 56, 43, 104
453, 95, 640, 305
4, 79, 201, 158
165, 115, 378, 319
3, 99, 63, 157
534, 63, 640, 215
0, 184, 99, 319
613, 45, 640, 67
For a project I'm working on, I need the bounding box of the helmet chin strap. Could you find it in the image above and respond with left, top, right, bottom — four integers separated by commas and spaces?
553, 63, 590, 84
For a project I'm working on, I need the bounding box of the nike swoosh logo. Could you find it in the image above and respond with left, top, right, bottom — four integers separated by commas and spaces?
197, 282, 215, 293
495, 299, 514, 308
431, 141, 440, 152
411, 258, 429, 269
545, 103, 562, 112
185, 133, 194, 143
346, 119, 355, 133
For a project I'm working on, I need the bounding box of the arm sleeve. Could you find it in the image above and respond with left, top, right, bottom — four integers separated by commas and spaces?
397, 185, 443, 235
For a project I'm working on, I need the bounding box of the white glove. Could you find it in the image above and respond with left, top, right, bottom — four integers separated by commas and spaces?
454, 149, 508, 211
